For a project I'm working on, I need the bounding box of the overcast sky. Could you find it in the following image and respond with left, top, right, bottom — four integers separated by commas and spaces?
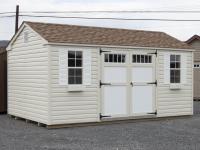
0, 0, 200, 41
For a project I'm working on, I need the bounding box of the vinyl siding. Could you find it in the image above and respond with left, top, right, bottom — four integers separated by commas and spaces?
157, 51, 193, 117
49, 45, 99, 125
8, 26, 49, 124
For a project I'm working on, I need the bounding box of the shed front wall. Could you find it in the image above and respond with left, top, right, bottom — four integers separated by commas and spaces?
7, 26, 49, 124
49, 45, 99, 125
49, 46, 193, 125
157, 51, 193, 117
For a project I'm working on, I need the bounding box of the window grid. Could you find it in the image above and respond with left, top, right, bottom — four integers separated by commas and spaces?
132, 54, 152, 63
170, 55, 181, 83
104, 54, 126, 63
68, 51, 83, 84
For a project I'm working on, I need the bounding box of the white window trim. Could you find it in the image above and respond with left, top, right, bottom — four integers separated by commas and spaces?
170, 54, 181, 84
68, 50, 83, 85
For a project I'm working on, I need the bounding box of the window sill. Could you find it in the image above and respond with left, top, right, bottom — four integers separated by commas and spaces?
169, 84, 181, 90
68, 85, 85, 92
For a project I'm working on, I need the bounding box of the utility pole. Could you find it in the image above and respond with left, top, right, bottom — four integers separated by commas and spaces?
15, 5, 19, 34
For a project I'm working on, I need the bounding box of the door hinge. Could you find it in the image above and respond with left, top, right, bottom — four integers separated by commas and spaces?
99, 80, 111, 88
100, 48, 111, 55
100, 113, 111, 119
148, 50, 157, 57
147, 110, 157, 115
147, 80, 157, 86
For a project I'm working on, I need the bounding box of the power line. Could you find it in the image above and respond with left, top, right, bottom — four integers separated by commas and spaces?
1, 14, 200, 22
1, 10, 200, 15
19, 15, 200, 22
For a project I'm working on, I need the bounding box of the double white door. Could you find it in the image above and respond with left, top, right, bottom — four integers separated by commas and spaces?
101, 51, 156, 118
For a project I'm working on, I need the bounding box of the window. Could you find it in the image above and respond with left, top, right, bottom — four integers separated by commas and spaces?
194, 63, 200, 68
170, 54, 181, 83
24, 32, 28, 43
132, 54, 152, 63
68, 51, 82, 84
104, 54, 126, 63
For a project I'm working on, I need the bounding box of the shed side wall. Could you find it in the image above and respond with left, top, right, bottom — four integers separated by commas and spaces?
49, 45, 99, 125
157, 51, 193, 117
8, 26, 49, 124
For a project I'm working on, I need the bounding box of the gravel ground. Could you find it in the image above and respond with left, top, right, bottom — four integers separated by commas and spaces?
0, 102, 200, 150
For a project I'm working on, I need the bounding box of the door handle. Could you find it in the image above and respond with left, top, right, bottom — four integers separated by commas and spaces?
130, 82, 133, 87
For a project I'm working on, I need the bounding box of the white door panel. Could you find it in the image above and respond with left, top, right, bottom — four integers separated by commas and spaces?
131, 55, 155, 115
132, 85, 153, 114
103, 86, 127, 115
132, 67, 153, 82
104, 67, 127, 83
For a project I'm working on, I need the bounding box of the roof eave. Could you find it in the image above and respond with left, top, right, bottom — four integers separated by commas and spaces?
46, 42, 195, 52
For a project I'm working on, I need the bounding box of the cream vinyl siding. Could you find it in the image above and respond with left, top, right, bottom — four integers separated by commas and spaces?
157, 51, 193, 117
49, 45, 99, 125
8, 26, 49, 124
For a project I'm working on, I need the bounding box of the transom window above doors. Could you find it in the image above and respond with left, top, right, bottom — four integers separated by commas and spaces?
170, 54, 181, 83
104, 53, 126, 63
68, 51, 83, 84
132, 54, 152, 63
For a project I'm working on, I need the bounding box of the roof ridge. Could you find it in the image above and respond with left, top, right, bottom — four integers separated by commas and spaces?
24, 21, 164, 34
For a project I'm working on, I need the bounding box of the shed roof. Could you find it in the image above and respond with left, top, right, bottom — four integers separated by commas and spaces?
185, 35, 200, 44
25, 21, 190, 50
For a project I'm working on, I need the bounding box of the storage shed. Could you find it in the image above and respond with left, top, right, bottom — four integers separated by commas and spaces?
0, 41, 8, 113
186, 35, 200, 100
7, 21, 194, 126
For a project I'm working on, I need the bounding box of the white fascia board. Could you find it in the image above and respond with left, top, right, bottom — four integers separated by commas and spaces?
6, 22, 48, 51
46, 42, 195, 52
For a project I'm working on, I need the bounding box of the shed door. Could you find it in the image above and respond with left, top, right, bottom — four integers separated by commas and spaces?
131, 53, 156, 115
101, 51, 128, 117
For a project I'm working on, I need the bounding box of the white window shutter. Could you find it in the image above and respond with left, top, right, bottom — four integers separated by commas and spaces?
181, 53, 187, 84
83, 50, 92, 85
59, 49, 68, 85
164, 53, 170, 84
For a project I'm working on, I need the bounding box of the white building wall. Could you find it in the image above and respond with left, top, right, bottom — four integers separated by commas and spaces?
49, 45, 99, 125
157, 51, 193, 117
7, 26, 49, 124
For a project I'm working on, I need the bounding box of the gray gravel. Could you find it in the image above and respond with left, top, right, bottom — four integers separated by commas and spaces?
0, 101, 200, 150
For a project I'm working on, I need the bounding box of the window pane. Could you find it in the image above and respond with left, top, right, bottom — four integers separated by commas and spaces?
76, 59, 82, 67
76, 51, 82, 59
176, 55, 180, 62
68, 68, 75, 76
141, 55, 145, 63
68, 59, 75, 67
175, 70, 180, 78
105, 54, 109, 62
114, 54, 118, 63
175, 62, 180, 68
170, 55, 175, 62
118, 54, 122, 62
137, 55, 140, 63
145, 55, 148, 63
75, 69, 82, 77
109, 54, 113, 62
132, 55, 136, 63
148, 56, 152, 63
122, 55, 126, 63
68, 51, 75, 59
170, 70, 175, 83
68, 77, 75, 84
170, 62, 175, 68
76, 77, 82, 84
